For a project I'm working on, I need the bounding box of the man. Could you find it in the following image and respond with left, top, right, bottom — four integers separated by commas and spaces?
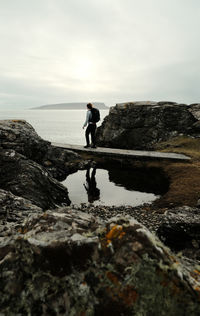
83, 167, 100, 203
82, 103, 97, 148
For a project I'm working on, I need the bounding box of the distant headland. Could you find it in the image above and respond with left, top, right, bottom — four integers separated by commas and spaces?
31, 102, 108, 110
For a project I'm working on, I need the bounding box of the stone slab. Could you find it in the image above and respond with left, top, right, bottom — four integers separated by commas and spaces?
52, 143, 191, 161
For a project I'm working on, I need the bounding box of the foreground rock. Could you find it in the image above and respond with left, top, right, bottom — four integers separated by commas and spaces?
96, 101, 200, 150
0, 149, 70, 209
0, 189, 43, 236
0, 209, 200, 315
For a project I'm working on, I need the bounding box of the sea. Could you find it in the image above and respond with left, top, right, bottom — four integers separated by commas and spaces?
0, 109, 109, 145
0, 109, 160, 206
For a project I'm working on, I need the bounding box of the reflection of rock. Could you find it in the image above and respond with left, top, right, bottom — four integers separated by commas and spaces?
0, 209, 200, 315
96, 102, 200, 150
157, 206, 200, 260
108, 166, 169, 195
0, 149, 70, 209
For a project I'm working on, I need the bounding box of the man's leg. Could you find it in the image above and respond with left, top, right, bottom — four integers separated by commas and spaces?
91, 124, 97, 148
85, 125, 91, 147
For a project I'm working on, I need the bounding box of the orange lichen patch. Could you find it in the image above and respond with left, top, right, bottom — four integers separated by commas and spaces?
78, 312, 86, 316
105, 271, 138, 306
118, 285, 138, 305
11, 120, 24, 123
106, 284, 138, 306
193, 269, 200, 276
158, 270, 182, 296
106, 271, 119, 285
190, 269, 200, 290
118, 232, 126, 239
106, 225, 126, 245
18, 227, 28, 234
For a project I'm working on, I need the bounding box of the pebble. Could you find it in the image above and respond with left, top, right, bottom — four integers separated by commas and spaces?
72, 203, 165, 234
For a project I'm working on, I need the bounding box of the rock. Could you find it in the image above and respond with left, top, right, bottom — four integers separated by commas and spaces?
0, 120, 82, 179
0, 149, 70, 209
0, 209, 200, 315
43, 145, 81, 180
189, 103, 200, 120
0, 189, 43, 236
157, 206, 200, 260
96, 101, 199, 150
0, 119, 50, 162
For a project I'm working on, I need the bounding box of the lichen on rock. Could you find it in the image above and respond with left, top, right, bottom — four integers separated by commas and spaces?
1, 209, 200, 315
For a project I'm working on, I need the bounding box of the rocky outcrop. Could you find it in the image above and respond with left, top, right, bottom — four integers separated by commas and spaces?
96, 101, 200, 150
0, 209, 200, 315
0, 119, 50, 162
0, 149, 70, 209
0, 119, 81, 179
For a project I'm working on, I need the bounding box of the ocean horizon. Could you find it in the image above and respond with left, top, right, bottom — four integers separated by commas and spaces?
0, 109, 109, 145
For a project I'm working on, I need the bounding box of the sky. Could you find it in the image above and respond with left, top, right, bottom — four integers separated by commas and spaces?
0, 0, 200, 109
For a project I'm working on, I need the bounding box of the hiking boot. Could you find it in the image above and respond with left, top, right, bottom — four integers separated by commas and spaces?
84, 145, 90, 148
91, 145, 96, 148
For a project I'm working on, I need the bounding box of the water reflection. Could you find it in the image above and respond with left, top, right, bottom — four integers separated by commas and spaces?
63, 166, 169, 207
83, 167, 100, 203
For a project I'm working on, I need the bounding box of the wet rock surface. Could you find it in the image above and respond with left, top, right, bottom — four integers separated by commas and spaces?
0, 149, 70, 209
96, 101, 200, 150
1, 208, 200, 315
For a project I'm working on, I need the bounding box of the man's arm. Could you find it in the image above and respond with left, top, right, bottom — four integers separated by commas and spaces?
83, 111, 91, 128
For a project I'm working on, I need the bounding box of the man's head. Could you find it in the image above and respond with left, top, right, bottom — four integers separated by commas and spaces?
87, 103, 93, 110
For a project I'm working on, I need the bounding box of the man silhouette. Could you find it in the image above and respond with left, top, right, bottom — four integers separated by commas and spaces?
84, 167, 100, 203
82, 103, 97, 148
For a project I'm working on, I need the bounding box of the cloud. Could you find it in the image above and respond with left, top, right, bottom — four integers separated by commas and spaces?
0, 0, 200, 109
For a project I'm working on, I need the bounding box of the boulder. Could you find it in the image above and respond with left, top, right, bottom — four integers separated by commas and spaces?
0, 119, 50, 162
96, 101, 199, 150
157, 206, 200, 260
42, 145, 81, 180
0, 208, 200, 315
0, 120, 81, 179
0, 149, 71, 209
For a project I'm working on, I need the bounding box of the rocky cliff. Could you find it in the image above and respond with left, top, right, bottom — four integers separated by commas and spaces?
96, 101, 200, 150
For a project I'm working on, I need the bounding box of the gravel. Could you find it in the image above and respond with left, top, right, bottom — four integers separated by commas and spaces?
72, 203, 165, 234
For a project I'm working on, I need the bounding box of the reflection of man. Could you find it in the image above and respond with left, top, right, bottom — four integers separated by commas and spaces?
84, 167, 100, 203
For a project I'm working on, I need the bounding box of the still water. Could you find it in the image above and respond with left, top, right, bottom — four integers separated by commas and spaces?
63, 166, 168, 207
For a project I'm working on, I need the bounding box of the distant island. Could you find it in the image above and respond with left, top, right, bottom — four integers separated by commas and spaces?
31, 102, 108, 110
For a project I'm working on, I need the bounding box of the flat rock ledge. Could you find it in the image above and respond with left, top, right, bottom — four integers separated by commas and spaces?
96, 101, 200, 150
0, 208, 200, 315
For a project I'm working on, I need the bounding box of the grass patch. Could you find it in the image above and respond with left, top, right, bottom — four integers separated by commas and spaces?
153, 136, 200, 208
154, 136, 200, 160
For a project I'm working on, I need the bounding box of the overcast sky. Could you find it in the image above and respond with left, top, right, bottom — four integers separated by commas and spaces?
0, 0, 200, 109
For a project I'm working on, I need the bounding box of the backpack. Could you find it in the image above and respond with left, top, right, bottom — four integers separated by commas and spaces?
91, 108, 100, 123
